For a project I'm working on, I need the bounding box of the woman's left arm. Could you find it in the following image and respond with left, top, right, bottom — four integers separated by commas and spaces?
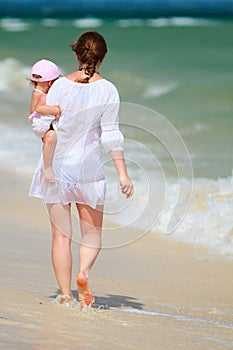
100, 84, 134, 198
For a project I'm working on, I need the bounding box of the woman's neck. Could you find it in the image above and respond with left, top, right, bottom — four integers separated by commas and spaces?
66, 71, 102, 83
89, 72, 102, 82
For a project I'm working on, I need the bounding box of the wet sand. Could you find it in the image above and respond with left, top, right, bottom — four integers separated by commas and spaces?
1, 169, 233, 350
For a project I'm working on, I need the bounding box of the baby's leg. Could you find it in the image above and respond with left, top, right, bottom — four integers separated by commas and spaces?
42, 130, 57, 182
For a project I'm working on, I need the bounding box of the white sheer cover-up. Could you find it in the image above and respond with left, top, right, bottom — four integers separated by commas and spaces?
29, 77, 124, 208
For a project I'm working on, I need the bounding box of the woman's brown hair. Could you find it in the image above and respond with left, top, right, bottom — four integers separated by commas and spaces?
70, 30, 107, 83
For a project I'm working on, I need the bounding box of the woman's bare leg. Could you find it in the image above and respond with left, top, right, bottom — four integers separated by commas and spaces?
47, 203, 73, 296
76, 203, 103, 306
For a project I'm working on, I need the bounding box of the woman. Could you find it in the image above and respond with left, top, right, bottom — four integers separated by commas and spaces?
29, 30, 134, 308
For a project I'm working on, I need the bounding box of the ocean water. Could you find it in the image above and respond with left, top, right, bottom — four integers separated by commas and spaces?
0, 17, 233, 257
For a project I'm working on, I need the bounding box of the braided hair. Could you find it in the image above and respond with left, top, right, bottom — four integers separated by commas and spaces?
71, 30, 107, 83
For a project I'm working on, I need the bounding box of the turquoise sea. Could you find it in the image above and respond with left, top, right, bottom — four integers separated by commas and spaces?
0, 17, 233, 256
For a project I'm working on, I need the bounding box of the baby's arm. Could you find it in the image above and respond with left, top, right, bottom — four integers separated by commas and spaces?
35, 94, 61, 119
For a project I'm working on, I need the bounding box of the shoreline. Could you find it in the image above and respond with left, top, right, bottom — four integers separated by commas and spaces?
1, 168, 233, 349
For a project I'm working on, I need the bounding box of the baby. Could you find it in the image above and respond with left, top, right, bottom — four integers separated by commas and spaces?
29, 59, 61, 182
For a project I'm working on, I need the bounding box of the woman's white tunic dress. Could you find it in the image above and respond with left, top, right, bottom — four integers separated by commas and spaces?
29, 77, 124, 208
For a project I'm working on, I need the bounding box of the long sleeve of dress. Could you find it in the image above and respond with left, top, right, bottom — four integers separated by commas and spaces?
100, 86, 124, 152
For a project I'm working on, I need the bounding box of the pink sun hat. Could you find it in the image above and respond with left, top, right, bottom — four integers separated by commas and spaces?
31, 59, 61, 82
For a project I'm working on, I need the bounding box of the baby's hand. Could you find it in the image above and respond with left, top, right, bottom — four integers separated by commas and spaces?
55, 106, 61, 119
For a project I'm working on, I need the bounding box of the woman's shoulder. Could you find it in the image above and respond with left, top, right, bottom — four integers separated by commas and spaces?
98, 77, 117, 88
98, 78, 119, 96
47, 77, 67, 93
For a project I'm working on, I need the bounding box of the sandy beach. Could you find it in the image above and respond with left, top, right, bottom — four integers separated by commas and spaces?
1, 168, 233, 350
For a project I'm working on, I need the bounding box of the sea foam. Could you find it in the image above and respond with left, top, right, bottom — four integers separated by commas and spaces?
73, 18, 103, 28
104, 169, 233, 257
0, 122, 40, 174
147, 17, 219, 28
155, 177, 233, 257
0, 18, 30, 32
116, 17, 219, 28
0, 58, 31, 92
142, 82, 177, 99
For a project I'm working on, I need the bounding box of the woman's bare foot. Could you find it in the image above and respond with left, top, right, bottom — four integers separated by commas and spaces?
77, 272, 95, 309
43, 166, 55, 183
51, 293, 77, 307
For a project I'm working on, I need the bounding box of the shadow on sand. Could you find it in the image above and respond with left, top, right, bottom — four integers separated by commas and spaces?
50, 290, 144, 310
88, 293, 144, 310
